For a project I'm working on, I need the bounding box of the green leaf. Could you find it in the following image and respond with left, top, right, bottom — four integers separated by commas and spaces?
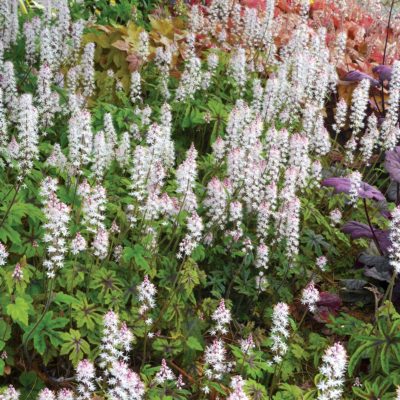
0, 320, 11, 341
123, 245, 150, 273
33, 333, 46, 355
60, 329, 90, 366
348, 342, 373, 376
53, 292, 79, 306
380, 344, 390, 374
22, 311, 68, 355
7, 297, 29, 326
187, 336, 203, 351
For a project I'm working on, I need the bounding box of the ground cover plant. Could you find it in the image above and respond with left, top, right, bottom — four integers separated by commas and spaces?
2, 0, 400, 399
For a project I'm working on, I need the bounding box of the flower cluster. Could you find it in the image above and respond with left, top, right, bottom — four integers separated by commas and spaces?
317, 343, 348, 400
270, 302, 290, 364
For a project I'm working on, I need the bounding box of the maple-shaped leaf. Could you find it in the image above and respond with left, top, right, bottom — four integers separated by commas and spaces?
7, 297, 29, 326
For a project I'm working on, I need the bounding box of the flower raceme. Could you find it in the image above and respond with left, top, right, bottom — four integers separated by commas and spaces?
316, 343, 348, 400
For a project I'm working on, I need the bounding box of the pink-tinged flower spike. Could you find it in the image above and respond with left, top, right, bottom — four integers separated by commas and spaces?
37, 389, 56, 400
207, 52, 219, 73
154, 359, 176, 385
251, 78, 264, 114
107, 360, 145, 399
40, 27, 55, 70
68, 109, 93, 175
255, 243, 269, 272
396, 386, 400, 400
71, 232, 87, 255
116, 132, 131, 169
176, 144, 198, 212
16, 94, 39, 177
211, 299, 231, 335
289, 133, 310, 188
0, 385, 20, 400
257, 191, 276, 240
177, 374, 185, 389
204, 177, 228, 231
36, 63, 60, 129
389, 205, 400, 274
178, 212, 203, 258
41, 178, 71, 279
316, 256, 328, 272
316, 343, 347, 400
71, 20, 85, 61
212, 136, 225, 161
270, 302, 290, 364
77, 181, 107, 233
23, 21, 37, 65
92, 227, 109, 260
229, 48, 247, 91
329, 209, 342, 226
76, 359, 96, 400
130, 71, 142, 104
0, 242, 8, 266
46, 144, 67, 172
204, 338, 232, 380
301, 281, 320, 312
137, 30, 150, 62
175, 54, 202, 101
276, 196, 301, 263
240, 334, 255, 355
7, 136, 19, 161
0, 1, 18, 50
12, 263, 23, 281
228, 200, 243, 241
56, 388, 75, 400
103, 113, 117, 161
137, 275, 157, 316
333, 31, 347, 65
332, 98, 347, 137
80, 43, 95, 99
91, 131, 109, 180
227, 376, 249, 400
154, 46, 172, 99
1, 61, 18, 119
100, 311, 134, 370
360, 114, 379, 163
381, 61, 400, 150
348, 172, 362, 206
349, 79, 370, 137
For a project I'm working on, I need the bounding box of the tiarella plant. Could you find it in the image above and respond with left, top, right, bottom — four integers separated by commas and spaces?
2, 0, 400, 399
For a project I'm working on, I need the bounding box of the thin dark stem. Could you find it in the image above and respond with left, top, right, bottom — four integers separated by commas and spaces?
0, 185, 15, 204
382, 0, 395, 66
363, 198, 384, 256
380, 0, 396, 116
0, 182, 22, 230
22, 279, 54, 367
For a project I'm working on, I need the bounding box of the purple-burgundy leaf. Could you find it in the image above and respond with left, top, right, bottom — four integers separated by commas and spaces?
342, 221, 391, 254
372, 65, 392, 82
343, 70, 379, 87
385, 146, 400, 183
342, 221, 374, 239
322, 178, 385, 201
317, 292, 342, 311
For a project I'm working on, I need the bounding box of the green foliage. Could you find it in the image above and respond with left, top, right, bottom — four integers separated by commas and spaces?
2, 1, 400, 399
